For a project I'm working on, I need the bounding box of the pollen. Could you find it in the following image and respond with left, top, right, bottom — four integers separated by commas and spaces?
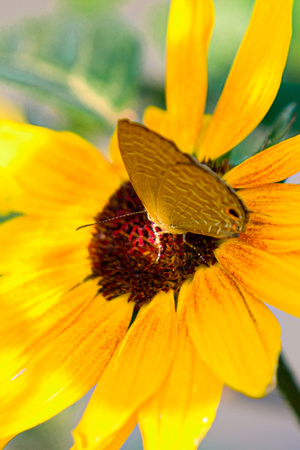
88, 181, 218, 306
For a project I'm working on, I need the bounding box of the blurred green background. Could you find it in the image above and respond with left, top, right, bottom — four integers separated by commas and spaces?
1, 0, 300, 448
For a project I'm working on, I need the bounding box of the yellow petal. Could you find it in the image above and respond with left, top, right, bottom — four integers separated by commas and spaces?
0, 435, 16, 448
109, 127, 129, 181
194, 114, 212, 151
0, 294, 133, 441
143, 107, 212, 156
216, 241, 300, 318
0, 215, 92, 276
72, 415, 137, 450
143, 106, 175, 142
239, 184, 300, 223
198, 0, 293, 160
139, 281, 222, 450
224, 134, 300, 188
0, 120, 121, 216
0, 168, 22, 215
240, 218, 300, 253
187, 266, 281, 397
0, 270, 93, 383
237, 184, 300, 251
166, 0, 214, 152
72, 290, 177, 449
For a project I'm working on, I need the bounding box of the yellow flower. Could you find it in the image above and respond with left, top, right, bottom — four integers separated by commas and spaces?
0, 0, 299, 449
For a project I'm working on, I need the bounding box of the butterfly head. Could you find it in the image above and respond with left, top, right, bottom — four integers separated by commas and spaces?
224, 203, 249, 236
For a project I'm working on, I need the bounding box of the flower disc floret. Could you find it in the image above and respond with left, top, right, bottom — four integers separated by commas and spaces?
89, 181, 218, 305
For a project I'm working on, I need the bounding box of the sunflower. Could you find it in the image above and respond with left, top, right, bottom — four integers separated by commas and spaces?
1, 0, 299, 449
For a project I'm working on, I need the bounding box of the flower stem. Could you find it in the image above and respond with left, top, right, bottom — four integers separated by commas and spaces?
277, 352, 300, 423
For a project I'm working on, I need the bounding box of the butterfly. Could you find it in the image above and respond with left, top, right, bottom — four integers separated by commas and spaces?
117, 119, 249, 239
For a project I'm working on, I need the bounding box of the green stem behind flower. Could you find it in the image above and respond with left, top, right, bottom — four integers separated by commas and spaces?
277, 353, 300, 423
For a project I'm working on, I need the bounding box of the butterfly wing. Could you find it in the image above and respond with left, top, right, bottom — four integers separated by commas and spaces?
117, 119, 249, 238
117, 119, 189, 223
157, 162, 248, 238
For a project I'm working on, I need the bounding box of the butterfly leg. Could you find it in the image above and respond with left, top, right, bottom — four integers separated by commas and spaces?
148, 223, 164, 262
182, 234, 209, 267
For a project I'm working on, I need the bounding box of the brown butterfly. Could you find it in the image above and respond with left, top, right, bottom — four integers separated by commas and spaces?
117, 119, 249, 239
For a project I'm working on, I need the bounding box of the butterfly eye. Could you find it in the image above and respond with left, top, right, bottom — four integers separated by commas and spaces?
227, 208, 240, 219
231, 223, 242, 233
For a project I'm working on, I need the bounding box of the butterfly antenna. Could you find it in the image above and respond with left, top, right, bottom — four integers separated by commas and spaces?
249, 210, 273, 219
76, 223, 97, 231
76, 210, 146, 231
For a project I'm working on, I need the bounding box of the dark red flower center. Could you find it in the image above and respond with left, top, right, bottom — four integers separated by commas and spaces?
88, 181, 219, 306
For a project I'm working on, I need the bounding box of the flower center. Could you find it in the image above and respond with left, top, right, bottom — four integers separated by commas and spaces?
88, 181, 219, 306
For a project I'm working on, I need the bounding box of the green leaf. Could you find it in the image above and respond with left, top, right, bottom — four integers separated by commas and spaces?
229, 103, 297, 167
63, 0, 122, 14
261, 102, 297, 150
0, 6, 141, 134
0, 212, 22, 225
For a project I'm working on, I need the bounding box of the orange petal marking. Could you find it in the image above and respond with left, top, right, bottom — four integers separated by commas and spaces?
237, 185, 300, 252
216, 241, 300, 318
187, 266, 281, 397
240, 218, 300, 253
0, 268, 95, 383
239, 184, 300, 224
224, 134, 300, 188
